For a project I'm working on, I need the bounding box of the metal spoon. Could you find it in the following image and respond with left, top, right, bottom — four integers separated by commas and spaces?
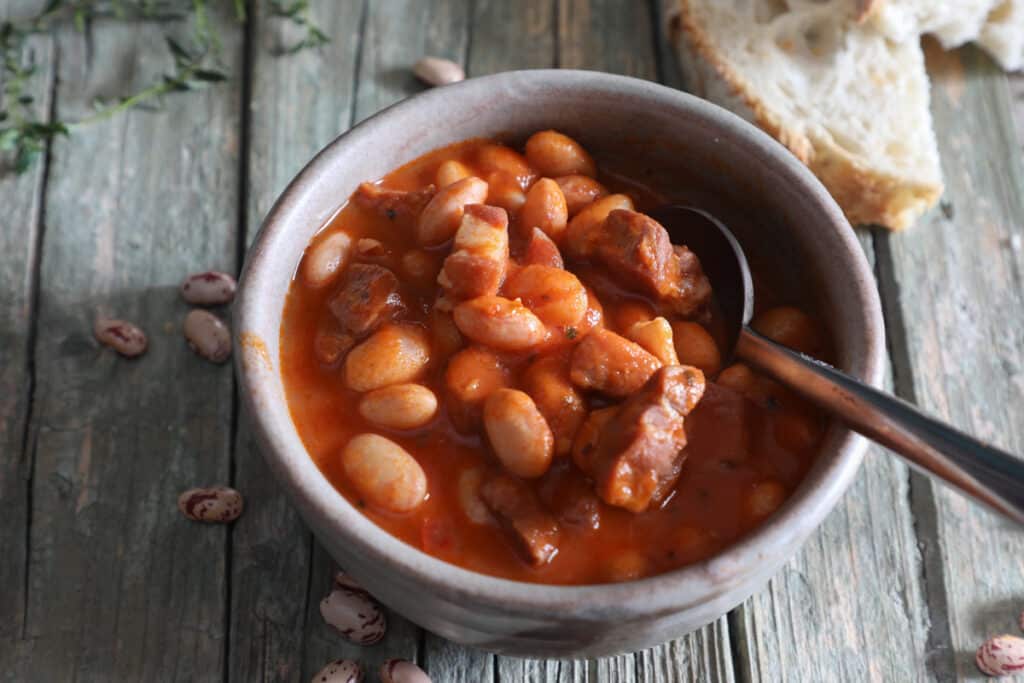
653, 205, 1024, 525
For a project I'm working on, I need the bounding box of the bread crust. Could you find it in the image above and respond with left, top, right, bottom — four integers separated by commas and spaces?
669, 0, 943, 230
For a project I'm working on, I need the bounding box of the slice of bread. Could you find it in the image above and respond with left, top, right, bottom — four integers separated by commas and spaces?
978, 0, 1024, 71
864, 0, 1002, 49
669, 0, 944, 230
859, 0, 1022, 71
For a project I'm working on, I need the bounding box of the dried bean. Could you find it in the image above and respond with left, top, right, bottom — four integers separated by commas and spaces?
180, 271, 237, 306
413, 56, 465, 87
184, 309, 232, 363
310, 659, 363, 683
94, 318, 148, 357
977, 634, 1024, 677
359, 384, 439, 430
380, 659, 432, 683
319, 583, 387, 645
178, 486, 244, 523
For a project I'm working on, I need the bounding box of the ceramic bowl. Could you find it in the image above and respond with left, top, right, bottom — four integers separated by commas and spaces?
234, 69, 885, 658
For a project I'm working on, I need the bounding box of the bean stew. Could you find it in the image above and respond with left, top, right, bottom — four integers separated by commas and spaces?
280, 132, 829, 584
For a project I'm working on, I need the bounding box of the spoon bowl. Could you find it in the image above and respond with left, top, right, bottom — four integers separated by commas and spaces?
656, 204, 1024, 525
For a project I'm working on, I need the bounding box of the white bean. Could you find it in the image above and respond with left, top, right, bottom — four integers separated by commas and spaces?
180, 271, 237, 306
380, 659, 432, 683
184, 309, 232, 364
483, 389, 554, 478
320, 583, 387, 645
178, 486, 244, 523
413, 56, 465, 87
341, 434, 428, 513
345, 324, 431, 392
359, 384, 438, 430
416, 176, 488, 245
302, 232, 353, 289
309, 659, 363, 683
452, 296, 547, 351
93, 318, 147, 357
457, 466, 494, 525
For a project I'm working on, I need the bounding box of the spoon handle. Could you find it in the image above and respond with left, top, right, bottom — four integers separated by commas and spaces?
736, 327, 1024, 525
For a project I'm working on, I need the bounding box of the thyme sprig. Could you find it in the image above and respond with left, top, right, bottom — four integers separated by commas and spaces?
0, 0, 328, 174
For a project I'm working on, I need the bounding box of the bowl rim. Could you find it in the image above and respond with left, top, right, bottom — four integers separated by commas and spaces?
235, 69, 886, 619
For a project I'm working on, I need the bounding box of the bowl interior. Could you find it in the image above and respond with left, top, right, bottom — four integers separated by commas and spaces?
236, 70, 884, 623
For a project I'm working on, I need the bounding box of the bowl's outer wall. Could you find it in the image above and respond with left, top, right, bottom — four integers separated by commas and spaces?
234, 70, 885, 658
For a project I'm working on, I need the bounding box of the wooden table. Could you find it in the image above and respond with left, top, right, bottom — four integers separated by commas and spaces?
1, 2, 1022, 681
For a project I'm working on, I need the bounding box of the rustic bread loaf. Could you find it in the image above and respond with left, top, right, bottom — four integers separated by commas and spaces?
669, 0, 944, 230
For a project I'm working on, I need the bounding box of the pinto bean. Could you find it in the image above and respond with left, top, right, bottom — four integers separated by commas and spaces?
345, 324, 431, 392
525, 130, 597, 178
523, 354, 587, 456
522, 227, 564, 269
555, 174, 609, 216
417, 176, 489, 245
310, 659, 363, 683
302, 231, 352, 289
445, 346, 510, 406
453, 295, 547, 351
627, 317, 679, 366
746, 480, 786, 519
94, 318, 148, 357
672, 321, 721, 376
380, 659, 433, 683
476, 144, 536, 188
614, 300, 656, 333
436, 159, 472, 188
484, 389, 554, 478
359, 384, 438, 430
717, 363, 756, 393
341, 434, 427, 513
180, 271, 237, 306
413, 56, 465, 87
563, 194, 634, 259
569, 328, 661, 397
457, 466, 494, 525
503, 265, 587, 327
319, 580, 387, 645
429, 309, 463, 359
752, 306, 821, 354
178, 486, 244, 523
519, 178, 568, 240
183, 309, 232, 363
484, 171, 527, 214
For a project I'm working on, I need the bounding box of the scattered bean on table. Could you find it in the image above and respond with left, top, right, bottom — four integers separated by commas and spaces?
94, 318, 148, 357
183, 309, 232, 363
178, 486, 244, 523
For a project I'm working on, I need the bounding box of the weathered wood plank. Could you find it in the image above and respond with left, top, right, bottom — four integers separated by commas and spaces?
229, 2, 363, 681
0, 0, 55, 668
730, 230, 933, 683
1011, 73, 1023, 146
882, 45, 1024, 680
13, 8, 242, 681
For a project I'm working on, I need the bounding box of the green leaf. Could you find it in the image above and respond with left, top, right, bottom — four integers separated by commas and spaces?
73, 9, 86, 33
233, 0, 247, 22
165, 36, 191, 62
0, 128, 18, 151
18, 94, 33, 105
14, 143, 37, 174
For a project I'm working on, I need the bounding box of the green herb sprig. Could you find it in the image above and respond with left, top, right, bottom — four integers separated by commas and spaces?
0, 0, 329, 175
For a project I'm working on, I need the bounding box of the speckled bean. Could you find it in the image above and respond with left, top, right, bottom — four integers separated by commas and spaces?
413, 56, 465, 87
359, 384, 439, 430
302, 232, 353, 289
341, 434, 428, 513
94, 318, 148, 357
380, 659, 432, 683
180, 271, 237, 305
178, 486, 244, 523
310, 659, 363, 683
184, 309, 232, 363
319, 582, 387, 645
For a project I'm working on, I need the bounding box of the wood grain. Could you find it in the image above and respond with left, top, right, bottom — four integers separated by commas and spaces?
229, 2, 365, 681
9, 7, 242, 680
0, 0, 55, 666
882, 45, 1024, 680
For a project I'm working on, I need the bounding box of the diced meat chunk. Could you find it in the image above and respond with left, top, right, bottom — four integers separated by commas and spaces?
569, 328, 662, 397
672, 244, 713, 317
572, 406, 618, 473
522, 227, 564, 269
587, 365, 706, 512
542, 466, 602, 531
479, 471, 561, 566
437, 204, 509, 309
328, 263, 403, 336
684, 381, 752, 466
354, 182, 436, 222
587, 209, 711, 317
